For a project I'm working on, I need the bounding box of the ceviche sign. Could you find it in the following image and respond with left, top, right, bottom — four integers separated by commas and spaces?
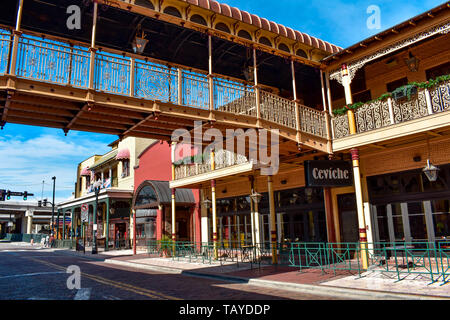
304, 161, 353, 187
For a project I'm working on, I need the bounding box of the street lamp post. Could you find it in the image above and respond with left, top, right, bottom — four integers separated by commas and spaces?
92, 180, 102, 254
51, 176, 56, 237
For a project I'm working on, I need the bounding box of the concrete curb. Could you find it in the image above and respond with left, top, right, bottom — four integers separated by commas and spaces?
103, 259, 448, 300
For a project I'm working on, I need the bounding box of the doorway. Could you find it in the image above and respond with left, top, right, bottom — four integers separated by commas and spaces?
338, 194, 359, 243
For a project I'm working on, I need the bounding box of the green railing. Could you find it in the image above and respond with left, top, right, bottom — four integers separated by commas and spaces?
145, 240, 450, 284
0, 233, 47, 243
51, 239, 77, 249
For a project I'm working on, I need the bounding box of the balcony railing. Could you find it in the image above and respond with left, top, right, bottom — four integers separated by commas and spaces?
1, 29, 328, 139
332, 80, 450, 138
174, 150, 249, 180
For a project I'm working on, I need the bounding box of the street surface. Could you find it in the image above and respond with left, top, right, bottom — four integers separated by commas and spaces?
0, 243, 339, 300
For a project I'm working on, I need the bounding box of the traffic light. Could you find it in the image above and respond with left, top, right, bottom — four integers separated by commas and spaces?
0, 190, 5, 201
6, 190, 11, 200
38, 200, 42, 207
23, 191, 28, 201
43, 199, 48, 207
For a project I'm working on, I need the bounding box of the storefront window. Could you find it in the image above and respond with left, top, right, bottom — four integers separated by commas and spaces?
407, 202, 428, 242
375, 205, 390, 242
432, 199, 450, 239
391, 203, 404, 241
135, 186, 157, 206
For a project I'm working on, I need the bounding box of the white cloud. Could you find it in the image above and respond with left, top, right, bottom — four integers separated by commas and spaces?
0, 129, 112, 203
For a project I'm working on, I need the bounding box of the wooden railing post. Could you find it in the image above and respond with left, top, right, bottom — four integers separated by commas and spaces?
8, 0, 24, 76
88, 2, 98, 90
129, 57, 135, 97
387, 97, 395, 124
253, 48, 261, 126
291, 60, 301, 143
424, 88, 434, 115
177, 68, 183, 105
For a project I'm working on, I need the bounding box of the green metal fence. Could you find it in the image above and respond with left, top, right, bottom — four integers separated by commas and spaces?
145, 240, 450, 284
0, 233, 47, 243
51, 239, 76, 249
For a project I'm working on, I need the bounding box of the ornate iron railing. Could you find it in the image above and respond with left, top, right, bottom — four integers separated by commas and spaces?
16, 35, 90, 87
429, 81, 450, 113
355, 99, 391, 133
134, 60, 178, 103
7, 30, 330, 141
174, 156, 212, 180
333, 80, 450, 139
299, 104, 327, 138
0, 30, 11, 75
94, 52, 131, 95
214, 149, 249, 170
181, 69, 209, 109
260, 90, 297, 129
214, 78, 256, 116
332, 113, 349, 139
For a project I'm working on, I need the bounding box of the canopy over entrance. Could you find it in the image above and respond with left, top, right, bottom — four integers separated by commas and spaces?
133, 180, 196, 209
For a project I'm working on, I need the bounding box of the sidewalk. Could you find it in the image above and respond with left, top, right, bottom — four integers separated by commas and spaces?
9, 243, 449, 300
99, 251, 450, 300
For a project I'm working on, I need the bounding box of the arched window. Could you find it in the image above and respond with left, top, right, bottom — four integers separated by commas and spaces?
237, 29, 252, 40
296, 49, 307, 58
190, 14, 207, 26
278, 43, 290, 53
258, 36, 272, 47
163, 6, 182, 18
215, 22, 230, 33
135, 186, 158, 207
135, 0, 154, 9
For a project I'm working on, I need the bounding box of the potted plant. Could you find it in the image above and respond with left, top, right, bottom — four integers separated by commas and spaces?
158, 235, 173, 258
391, 84, 418, 102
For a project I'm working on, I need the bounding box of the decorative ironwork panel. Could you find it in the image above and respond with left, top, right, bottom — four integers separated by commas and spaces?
94, 52, 131, 95
299, 104, 327, 138
214, 149, 248, 170
134, 60, 178, 103
182, 70, 209, 110
16, 35, 89, 88
332, 113, 349, 139
355, 99, 391, 133
0, 30, 11, 75
429, 80, 450, 113
260, 91, 296, 129
213, 78, 256, 116
392, 90, 428, 124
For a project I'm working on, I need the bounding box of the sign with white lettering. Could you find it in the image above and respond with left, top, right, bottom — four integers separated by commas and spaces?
304, 160, 353, 187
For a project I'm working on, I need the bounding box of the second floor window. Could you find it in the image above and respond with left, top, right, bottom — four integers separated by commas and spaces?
122, 160, 130, 178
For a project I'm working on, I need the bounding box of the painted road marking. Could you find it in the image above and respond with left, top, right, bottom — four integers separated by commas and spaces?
74, 288, 91, 300
24, 257, 181, 300
0, 271, 65, 280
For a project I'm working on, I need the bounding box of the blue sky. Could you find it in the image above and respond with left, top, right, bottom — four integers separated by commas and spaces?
0, 0, 445, 203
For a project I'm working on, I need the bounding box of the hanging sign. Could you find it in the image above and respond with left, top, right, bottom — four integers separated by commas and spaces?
304, 160, 353, 187
81, 203, 89, 222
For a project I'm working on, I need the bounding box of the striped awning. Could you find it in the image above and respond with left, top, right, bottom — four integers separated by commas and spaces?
80, 167, 91, 176
116, 148, 130, 160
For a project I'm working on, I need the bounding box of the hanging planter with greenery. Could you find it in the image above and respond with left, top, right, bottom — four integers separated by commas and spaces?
331, 74, 450, 116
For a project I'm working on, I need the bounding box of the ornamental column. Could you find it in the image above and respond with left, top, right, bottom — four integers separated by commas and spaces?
267, 176, 277, 264
350, 148, 369, 269
341, 64, 356, 134
211, 179, 218, 259
88, 1, 98, 90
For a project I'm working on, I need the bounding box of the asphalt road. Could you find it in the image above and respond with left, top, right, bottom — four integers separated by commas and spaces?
0, 243, 339, 301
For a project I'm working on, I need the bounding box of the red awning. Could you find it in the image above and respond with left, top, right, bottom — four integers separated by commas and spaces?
80, 167, 91, 176
116, 148, 130, 160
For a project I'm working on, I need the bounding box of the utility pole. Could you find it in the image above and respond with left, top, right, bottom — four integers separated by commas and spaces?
51, 177, 56, 236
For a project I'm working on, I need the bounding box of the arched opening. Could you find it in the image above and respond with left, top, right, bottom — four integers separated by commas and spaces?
135, 0, 154, 10
296, 49, 308, 58
190, 14, 207, 26
163, 6, 182, 18
278, 43, 290, 53
259, 36, 272, 47
215, 22, 230, 33
237, 29, 252, 40
135, 185, 158, 206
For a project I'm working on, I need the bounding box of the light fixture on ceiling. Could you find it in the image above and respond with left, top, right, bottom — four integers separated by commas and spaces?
423, 136, 440, 182
132, 24, 149, 54
405, 51, 419, 72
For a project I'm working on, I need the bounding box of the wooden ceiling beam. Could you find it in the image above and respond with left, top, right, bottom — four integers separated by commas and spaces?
9, 103, 74, 117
